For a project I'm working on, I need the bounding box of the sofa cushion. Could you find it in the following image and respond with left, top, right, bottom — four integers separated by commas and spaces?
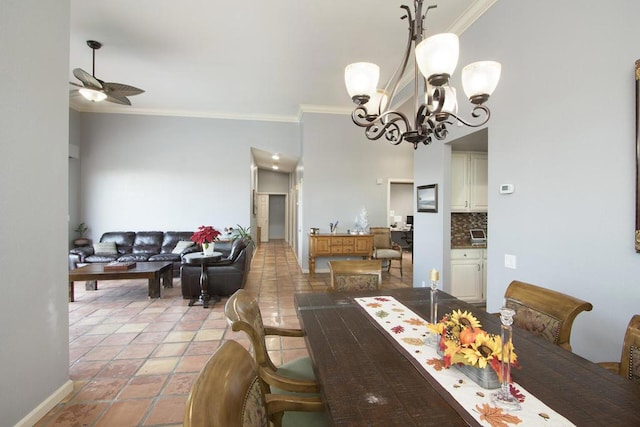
93, 241, 117, 254
86, 253, 119, 263
100, 232, 136, 254
172, 240, 195, 254
132, 232, 163, 254
117, 253, 152, 262
161, 231, 194, 253
149, 253, 181, 262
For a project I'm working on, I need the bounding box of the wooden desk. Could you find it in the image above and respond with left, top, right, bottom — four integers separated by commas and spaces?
308, 233, 373, 275
295, 289, 640, 426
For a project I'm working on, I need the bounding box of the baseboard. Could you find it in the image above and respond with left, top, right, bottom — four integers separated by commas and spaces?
15, 380, 73, 427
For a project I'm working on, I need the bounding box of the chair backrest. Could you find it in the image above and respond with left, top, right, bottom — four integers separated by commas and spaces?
328, 260, 382, 291
618, 314, 640, 382
225, 289, 277, 371
370, 227, 392, 249
504, 280, 593, 351
184, 340, 268, 427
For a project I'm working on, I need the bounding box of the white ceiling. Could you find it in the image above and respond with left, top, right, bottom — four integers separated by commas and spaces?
69, 0, 495, 170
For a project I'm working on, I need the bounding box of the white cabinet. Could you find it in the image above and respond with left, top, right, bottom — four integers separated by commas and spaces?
450, 249, 486, 303
451, 152, 488, 212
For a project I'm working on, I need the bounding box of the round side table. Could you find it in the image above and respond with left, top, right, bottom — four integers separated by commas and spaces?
183, 251, 222, 308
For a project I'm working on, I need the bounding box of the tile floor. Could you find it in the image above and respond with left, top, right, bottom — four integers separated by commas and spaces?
36, 240, 412, 427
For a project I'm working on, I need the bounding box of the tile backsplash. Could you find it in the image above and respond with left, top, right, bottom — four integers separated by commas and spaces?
451, 212, 488, 246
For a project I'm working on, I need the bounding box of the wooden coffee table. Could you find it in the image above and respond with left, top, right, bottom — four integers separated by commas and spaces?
68, 261, 173, 302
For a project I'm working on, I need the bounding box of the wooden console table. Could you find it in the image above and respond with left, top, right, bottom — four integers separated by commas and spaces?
308, 233, 373, 275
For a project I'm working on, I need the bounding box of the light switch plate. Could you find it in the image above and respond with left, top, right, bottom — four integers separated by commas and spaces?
504, 254, 517, 269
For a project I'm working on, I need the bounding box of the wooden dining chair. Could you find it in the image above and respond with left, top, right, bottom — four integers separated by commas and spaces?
224, 289, 319, 395
597, 315, 640, 383
328, 260, 382, 291
370, 227, 403, 276
504, 280, 593, 351
184, 340, 325, 427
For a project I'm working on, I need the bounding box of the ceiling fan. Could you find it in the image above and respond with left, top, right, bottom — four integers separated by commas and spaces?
70, 40, 144, 105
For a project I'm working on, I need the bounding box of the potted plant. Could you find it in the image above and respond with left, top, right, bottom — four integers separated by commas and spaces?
73, 222, 91, 247
231, 224, 253, 244
190, 225, 221, 255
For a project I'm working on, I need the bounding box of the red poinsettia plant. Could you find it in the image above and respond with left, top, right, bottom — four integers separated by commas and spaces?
190, 225, 221, 246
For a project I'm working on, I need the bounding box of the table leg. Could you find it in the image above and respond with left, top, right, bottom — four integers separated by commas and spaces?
162, 268, 173, 288
69, 281, 74, 302
309, 256, 315, 276
189, 263, 211, 308
148, 275, 161, 298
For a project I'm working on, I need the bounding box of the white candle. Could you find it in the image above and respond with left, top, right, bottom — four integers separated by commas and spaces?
430, 268, 439, 282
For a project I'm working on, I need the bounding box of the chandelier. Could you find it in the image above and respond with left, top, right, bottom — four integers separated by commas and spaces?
344, 2, 501, 150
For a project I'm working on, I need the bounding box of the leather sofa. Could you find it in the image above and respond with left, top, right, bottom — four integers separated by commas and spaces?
180, 238, 254, 299
69, 231, 200, 277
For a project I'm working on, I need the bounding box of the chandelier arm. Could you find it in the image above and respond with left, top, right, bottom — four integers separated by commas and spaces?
351, 106, 376, 128
446, 105, 492, 128
361, 110, 411, 145
382, 5, 415, 110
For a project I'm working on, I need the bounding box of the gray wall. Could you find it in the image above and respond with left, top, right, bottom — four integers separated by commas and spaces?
301, 111, 414, 272
415, 0, 640, 362
73, 113, 300, 239
0, 1, 72, 425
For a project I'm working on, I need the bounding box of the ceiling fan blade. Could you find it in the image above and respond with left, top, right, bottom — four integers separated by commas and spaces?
103, 82, 145, 97
73, 68, 102, 89
69, 82, 83, 88
105, 93, 132, 106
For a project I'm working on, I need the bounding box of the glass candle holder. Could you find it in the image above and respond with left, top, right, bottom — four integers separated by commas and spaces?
491, 307, 521, 411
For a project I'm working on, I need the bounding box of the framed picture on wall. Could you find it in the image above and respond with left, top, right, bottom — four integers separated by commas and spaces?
417, 184, 438, 213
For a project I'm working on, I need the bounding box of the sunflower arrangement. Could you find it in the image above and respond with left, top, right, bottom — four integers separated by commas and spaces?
428, 309, 518, 381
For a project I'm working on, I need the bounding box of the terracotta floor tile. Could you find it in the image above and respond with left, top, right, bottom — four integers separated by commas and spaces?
82, 345, 125, 361
184, 340, 221, 356
95, 399, 152, 427
143, 396, 186, 425
69, 360, 109, 380
174, 354, 210, 373
119, 375, 167, 399
136, 357, 179, 375
162, 373, 198, 395
115, 344, 157, 359
73, 377, 128, 401
152, 342, 188, 358
46, 402, 108, 427
163, 330, 196, 343
193, 328, 225, 341
96, 359, 143, 378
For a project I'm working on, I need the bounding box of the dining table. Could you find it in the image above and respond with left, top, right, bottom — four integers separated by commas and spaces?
294, 287, 640, 426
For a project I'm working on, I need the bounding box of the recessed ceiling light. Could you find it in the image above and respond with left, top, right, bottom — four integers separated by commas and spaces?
272, 164, 279, 170
272, 154, 280, 160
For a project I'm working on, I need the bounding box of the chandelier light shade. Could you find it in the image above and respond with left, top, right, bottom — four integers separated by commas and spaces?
344, 62, 380, 103
79, 87, 107, 102
461, 61, 502, 104
345, 2, 501, 149
415, 33, 459, 85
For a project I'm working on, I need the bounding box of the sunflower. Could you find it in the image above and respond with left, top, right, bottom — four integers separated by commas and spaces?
450, 309, 482, 329
460, 333, 501, 368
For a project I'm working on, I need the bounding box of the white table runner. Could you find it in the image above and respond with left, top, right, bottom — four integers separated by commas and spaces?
354, 296, 575, 427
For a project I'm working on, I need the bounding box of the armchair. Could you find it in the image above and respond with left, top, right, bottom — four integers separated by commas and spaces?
370, 227, 403, 276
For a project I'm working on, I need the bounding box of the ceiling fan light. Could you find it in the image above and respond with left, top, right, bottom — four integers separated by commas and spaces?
79, 87, 107, 102
345, 62, 380, 102
415, 33, 459, 84
462, 61, 501, 103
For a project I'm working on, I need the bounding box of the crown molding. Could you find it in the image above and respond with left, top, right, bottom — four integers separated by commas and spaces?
449, 0, 498, 34
69, 98, 299, 123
